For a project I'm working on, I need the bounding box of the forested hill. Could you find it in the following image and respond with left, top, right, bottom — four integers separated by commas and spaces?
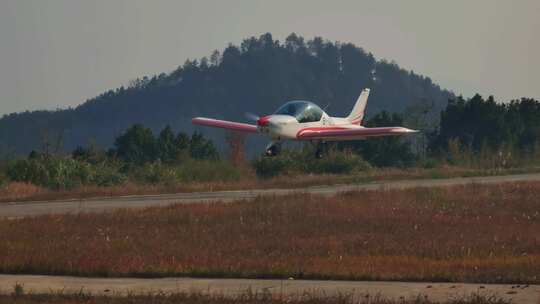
0, 33, 453, 156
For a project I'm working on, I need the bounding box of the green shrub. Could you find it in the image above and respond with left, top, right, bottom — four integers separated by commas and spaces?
0, 171, 7, 187
252, 154, 295, 178
175, 159, 242, 182
91, 163, 127, 187
0, 162, 7, 186
6, 157, 93, 189
419, 158, 440, 169
6, 156, 127, 189
304, 151, 370, 174
130, 159, 242, 185
252, 148, 369, 178
130, 162, 178, 185
12, 283, 24, 297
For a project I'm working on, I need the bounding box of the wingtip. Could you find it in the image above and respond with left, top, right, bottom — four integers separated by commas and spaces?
395, 127, 420, 134
192, 117, 205, 124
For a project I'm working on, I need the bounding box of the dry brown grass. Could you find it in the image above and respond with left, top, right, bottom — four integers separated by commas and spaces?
0, 182, 50, 201
1, 182, 539, 283
0, 292, 511, 304
0, 166, 537, 203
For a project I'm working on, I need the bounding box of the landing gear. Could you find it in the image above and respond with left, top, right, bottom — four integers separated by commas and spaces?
265, 141, 281, 157
314, 141, 327, 159
315, 147, 324, 159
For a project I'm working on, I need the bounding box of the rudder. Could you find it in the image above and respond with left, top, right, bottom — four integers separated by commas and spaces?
346, 88, 370, 125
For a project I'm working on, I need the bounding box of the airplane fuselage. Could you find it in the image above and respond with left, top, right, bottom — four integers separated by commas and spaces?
257, 112, 364, 141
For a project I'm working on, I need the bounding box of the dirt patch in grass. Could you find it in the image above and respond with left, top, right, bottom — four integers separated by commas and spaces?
0, 182, 539, 283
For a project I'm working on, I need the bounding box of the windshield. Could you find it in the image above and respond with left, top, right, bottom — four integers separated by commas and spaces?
274, 101, 323, 123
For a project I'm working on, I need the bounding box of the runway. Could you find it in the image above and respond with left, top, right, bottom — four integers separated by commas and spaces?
0, 275, 538, 303
1, 173, 540, 218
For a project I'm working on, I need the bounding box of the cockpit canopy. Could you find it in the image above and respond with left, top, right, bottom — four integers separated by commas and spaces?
274, 100, 324, 123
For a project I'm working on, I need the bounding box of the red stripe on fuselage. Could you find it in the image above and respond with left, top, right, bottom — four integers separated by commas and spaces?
296, 127, 348, 138
297, 127, 406, 140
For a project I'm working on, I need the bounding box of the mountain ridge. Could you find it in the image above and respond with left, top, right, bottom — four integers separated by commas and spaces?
0, 33, 453, 157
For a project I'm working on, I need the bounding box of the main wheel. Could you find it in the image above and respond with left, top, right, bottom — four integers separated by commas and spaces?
265, 144, 281, 157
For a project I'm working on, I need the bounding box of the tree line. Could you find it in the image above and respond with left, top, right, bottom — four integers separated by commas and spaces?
5, 127, 222, 189
2, 92, 540, 190
431, 95, 540, 153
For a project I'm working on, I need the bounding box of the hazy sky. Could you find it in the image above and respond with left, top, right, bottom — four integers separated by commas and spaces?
0, 0, 539, 115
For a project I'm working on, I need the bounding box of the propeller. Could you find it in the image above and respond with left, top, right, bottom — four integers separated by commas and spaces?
244, 112, 260, 122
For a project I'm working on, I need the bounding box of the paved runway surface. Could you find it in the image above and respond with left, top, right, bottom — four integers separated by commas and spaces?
2, 173, 540, 218
0, 275, 538, 303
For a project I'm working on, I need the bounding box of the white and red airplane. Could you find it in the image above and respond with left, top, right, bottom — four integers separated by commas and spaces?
192, 88, 417, 157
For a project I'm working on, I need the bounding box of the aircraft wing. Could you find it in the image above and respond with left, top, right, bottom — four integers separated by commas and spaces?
297, 126, 418, 140
192, 117, 258, 133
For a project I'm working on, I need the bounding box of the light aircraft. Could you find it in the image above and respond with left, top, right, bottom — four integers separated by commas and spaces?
192, 88, 417, 158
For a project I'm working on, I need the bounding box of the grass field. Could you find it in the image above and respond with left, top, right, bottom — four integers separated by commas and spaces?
0, 182, 539, 284
0, 291, 511, 304
0, 292, 511, 304
1, 166, 538, 203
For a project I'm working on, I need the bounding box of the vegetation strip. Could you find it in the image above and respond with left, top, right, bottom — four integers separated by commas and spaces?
2, 158, 540, 203
1, 276, 530, 304
0, 290, 514, 304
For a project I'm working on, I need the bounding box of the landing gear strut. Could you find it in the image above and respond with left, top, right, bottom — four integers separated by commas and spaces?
315, 148, 324, 159
314, 141, 327, 159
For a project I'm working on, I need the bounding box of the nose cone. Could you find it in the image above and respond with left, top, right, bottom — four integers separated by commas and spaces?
257, 115, 272, 127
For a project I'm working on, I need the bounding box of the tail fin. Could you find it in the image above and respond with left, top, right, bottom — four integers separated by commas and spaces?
346, 88, 370, 125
